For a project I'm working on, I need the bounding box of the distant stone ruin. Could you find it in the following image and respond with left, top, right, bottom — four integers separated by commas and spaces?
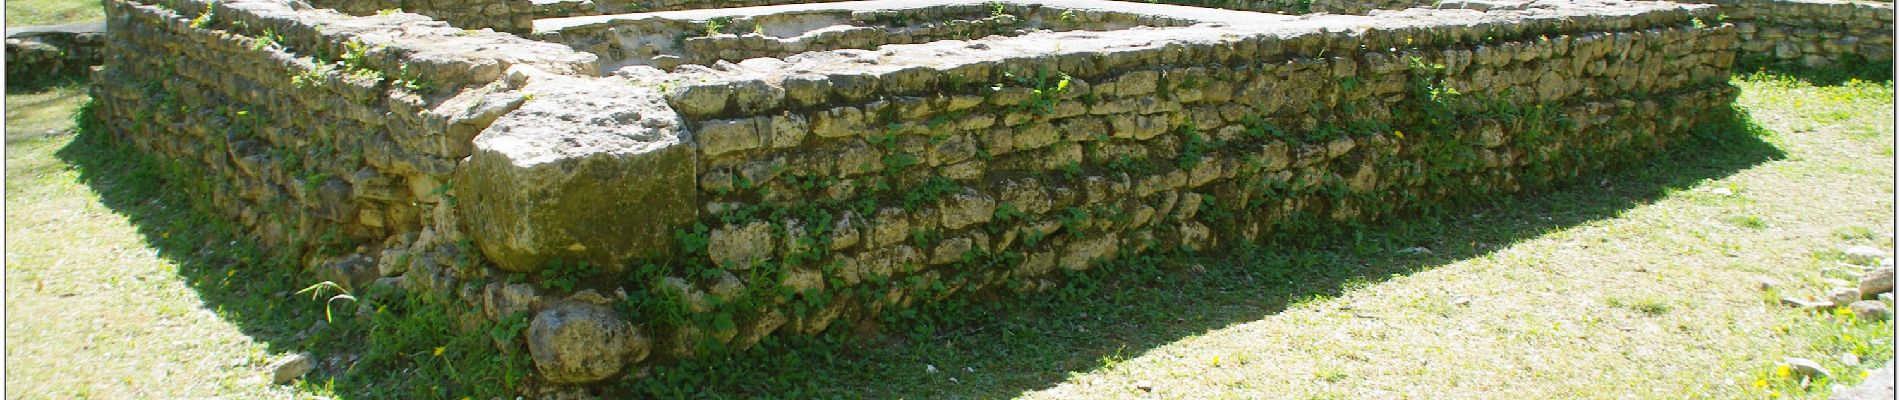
85, 0, 1882, 388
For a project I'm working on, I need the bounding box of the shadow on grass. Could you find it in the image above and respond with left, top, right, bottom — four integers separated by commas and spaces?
53, 92, 1785, 399
600, 107, 1789, 397
54, 100, 530, 399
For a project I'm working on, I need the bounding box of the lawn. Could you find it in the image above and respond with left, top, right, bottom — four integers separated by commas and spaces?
5, 0, 102, 27
3, 68, 1894, 398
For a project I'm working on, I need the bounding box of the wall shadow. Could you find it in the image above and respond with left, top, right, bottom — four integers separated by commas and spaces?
53, 90, 1786, 399
591, 104, 1789, 397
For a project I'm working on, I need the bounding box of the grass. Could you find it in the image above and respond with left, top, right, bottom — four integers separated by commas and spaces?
4, 0, 102, 27
4, 67, 1894, 399
6, 85, 531, 399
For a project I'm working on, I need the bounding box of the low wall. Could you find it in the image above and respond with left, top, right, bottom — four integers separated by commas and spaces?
304, 0, 539, 34
91, 0, 594, 286
473, 0, 1740, 384
94, 0, 1743, 390
5, 22, 107, 87
1701, 0, 1894, 68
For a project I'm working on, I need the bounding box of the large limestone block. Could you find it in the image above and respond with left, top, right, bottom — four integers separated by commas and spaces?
459, 74, 695, 273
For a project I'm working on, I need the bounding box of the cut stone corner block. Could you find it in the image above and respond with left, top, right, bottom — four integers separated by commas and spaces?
456, 71, 697, 274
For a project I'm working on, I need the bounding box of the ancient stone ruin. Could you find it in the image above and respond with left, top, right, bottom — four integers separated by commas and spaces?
86, 0, 1887, 387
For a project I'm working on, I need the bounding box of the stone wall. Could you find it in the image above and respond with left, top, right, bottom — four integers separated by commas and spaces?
90, 0, 595, 288
5, 22, 107, 87
464, 0, 1741, 385
1691, 0, 1894, 68
304, 0, 538, 33
1128, 0, 1425, 15
94, 0, 1746, 390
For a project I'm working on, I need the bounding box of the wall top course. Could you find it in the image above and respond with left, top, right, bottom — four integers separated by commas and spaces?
136, 0, 599, 86
599, 0, 1713, 112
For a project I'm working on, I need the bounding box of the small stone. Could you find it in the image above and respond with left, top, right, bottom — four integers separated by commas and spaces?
1135, 380, 1154, 392
1845, 246, 1887, 266
1831, 287, 1864, 306
528, 302, 634, 384
1710, 187, 1733, 196
1859, 268, 1894, 297
1849, 300, 1892, 321
1784, 357, 1831, 379
269, 352, 315, 385
1880, 293, 1893, 303
1841, 352, 1861, 366
707, 221, 774, 269
1758, 278, 1782, 291
1396, 247, 1432, 255
1781, 296, 1835, 310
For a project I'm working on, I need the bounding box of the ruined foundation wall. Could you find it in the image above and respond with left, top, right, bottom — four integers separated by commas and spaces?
95, 0, 1751, 389
1694, 0, 1894, 68
306, 0, 539, 33
447, 0, 1741, 384
90, 0, 596, 284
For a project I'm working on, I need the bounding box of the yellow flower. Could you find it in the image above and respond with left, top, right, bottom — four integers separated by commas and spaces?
1753, 378, 1768, 388
433, 346, 446, 357
1394, 130, 1405, 139
1775, 364, 1791, 378
1863, 370, 1872, 378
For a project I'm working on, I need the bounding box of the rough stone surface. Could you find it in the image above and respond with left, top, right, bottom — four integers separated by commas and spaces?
269, 352, 316, 385
527, 302, 638, 384
1860, 267, 1895, 297
1786, 357, 1832, 379
1830, 287, 1865, 306
1845, 246, 1888, 266
1831, 361, 1895, 400
1848, 300, 1892, 321
457, 71, 695, 273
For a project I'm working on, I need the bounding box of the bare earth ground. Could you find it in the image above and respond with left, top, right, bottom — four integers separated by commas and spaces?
3, 71, 1895, 398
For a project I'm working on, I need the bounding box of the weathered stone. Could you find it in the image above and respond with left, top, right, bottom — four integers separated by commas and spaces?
1785, 357, 1832, 379
1830, 287, 1864, 306
708, 221, 774, 268
268, 352, 316, 385
1860, 267, 1894, 297
1845, 246, 1887, 266
458, 73, 695, 274
939, 190, 996, 231
527, 302, 635, 384
1782, 297, 1836, 310
1849, 300, 1892, 321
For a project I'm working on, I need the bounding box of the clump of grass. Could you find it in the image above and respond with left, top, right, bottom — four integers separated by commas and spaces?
1606, 295, 1673, 316
1834, 226, 1878, 242
1725, 214, 1768, 229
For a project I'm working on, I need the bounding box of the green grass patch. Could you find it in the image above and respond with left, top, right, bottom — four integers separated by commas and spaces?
5, 0, 102, 27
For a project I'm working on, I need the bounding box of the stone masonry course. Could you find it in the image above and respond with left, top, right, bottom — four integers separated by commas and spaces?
85, 0, 1797, 389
